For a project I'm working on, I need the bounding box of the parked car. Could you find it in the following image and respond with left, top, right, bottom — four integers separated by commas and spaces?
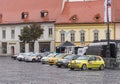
41, 52, 58, 64
16, 53, 25, 61
56, 54, 80, 68
48, 53, 68, 65
68, 55, 105, 70
24, 53, 41, 62
11, 54, 18, 60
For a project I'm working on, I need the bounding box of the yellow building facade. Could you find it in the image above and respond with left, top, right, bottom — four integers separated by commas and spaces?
55, 23, 115, 47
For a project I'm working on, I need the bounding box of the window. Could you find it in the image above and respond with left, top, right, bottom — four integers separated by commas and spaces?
40, 10, 48, 18
21, 12, 28, 19
70, 30, 75, 42
2, 30, 6, 39
39, 42, 50, 52
2, 42, 7, 54
48, 28, 52, 37
69, 15, 78, 22
93, 30, 99, 41
61, 33, 65, 42
20, 42, 25, 53
89, 57, 96, 61
94, 32, 98, 41
80, 30, 85, 42
60, 30, 65, 42
70, 33, 75, 42
11, 29, 15, 39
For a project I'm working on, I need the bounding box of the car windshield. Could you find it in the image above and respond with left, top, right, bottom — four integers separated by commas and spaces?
19, 53, 24, 55
23, 53, 31, 56
63, 55, 75, 60
47, 53, 56, 57
30, 54, 37, 56
55, 54, 64, 58
76, 56, 88, 60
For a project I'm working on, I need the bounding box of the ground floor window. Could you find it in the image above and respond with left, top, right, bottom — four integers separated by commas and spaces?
39, 42, 50, 52
20, 42, 25, 53
2, 42, 7, 54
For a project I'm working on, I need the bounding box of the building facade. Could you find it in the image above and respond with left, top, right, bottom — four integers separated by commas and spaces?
0, 22, 55, 55
0, 0, 63, 55
0, 0, 120, 55
55, 0, 113, 48
55, 23, 115, 47
111, 0, 120, 40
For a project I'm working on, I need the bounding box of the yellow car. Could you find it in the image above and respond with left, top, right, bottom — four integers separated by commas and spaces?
48, 53, 68, 65
68, 55, 105, 70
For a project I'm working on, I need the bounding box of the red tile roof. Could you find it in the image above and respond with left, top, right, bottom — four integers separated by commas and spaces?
0, 0, 63, 24
0, 0, 105, 24
111, 0, 120, 22
56, 0, 104, 24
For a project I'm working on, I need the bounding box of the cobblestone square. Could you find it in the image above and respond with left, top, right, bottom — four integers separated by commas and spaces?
0, 57, 120, 84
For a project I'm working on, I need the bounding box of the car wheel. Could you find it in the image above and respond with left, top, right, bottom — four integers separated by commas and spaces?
49, 64, 53, 66
81, 64, 87, 70
99, 64, 104, 70
42, 62, 45, 64
88, 68, 92, 70
70, 68, 74, 70
57, 65, 61, 68
32, 59, 36, 62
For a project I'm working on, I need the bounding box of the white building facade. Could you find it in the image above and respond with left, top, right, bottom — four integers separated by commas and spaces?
0, 22, 55, 56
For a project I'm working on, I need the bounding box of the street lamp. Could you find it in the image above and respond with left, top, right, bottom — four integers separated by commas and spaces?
106, 0, 111, 58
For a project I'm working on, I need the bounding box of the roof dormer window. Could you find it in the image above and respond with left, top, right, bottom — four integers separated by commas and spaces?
94, 13, 101, 22
40, 10, 48, 18
69, 15, 78, 22
21, 12, 29, 19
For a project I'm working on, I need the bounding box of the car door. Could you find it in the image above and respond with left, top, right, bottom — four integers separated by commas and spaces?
87, 56, 97, 68
95, 56, 103, 67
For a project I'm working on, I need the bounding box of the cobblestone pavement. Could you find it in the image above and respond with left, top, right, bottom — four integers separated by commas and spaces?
0, 57, 120, 84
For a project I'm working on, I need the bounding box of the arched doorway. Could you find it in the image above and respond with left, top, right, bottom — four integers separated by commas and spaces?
11, 46, 15, 55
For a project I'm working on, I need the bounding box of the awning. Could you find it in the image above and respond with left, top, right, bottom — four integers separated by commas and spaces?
58, 41, 75, 47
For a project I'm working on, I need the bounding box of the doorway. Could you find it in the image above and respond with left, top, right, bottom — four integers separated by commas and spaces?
11, 46, 15, 55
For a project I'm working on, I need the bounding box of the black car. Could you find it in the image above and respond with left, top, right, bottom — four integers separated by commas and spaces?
56, 54, 80, 68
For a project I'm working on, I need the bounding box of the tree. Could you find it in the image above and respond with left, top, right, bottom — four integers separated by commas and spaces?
18, 23, 44, 52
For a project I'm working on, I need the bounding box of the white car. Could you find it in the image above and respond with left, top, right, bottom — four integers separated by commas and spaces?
24, 53, 40, 62
41, 53, 58, 64
16, 53, 31, 61
16, 53, 24, 61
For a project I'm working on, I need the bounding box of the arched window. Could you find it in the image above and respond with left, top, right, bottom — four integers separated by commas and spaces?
70, 30, 75, 42
80, 30, 85, 42
60, 30, 65, 42
93, 30, 99, 41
